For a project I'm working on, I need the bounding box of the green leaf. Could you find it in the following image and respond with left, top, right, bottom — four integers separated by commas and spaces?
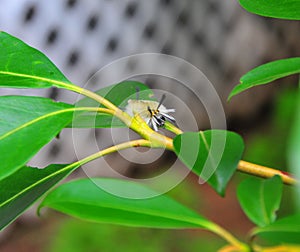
238, 0, 300, 20
71, 81, 155, 128
0, 164, 75, 231
173, 130, 244, 196
0, 32, 72, 89
228, 58, 300, 100
39, 178, 216, 230
252, 214, 300, 244
237, 176, 283, 227
0, 96, 74, 179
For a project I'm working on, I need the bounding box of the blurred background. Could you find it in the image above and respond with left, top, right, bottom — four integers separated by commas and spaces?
0, 0, 299, 251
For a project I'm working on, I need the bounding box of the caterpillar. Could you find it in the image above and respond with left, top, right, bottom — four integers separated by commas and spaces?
125, 93, 176, 131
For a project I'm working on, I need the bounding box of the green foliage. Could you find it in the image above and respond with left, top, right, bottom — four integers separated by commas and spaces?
0, 32, 72, 88
0, 164, 74, 230
237, 176, 283, 227
173, 130, 244, 196
244, 89, 299, 169
0, 96, 74, 179
288, 89, 300, 210
40, 178, 215, 230
49, 220, 170, 252
252, 214, 300, 244
238, 0, 300, 20
48, 219, 225, 252
228, 58, 300, 99
0, 10, 299, 249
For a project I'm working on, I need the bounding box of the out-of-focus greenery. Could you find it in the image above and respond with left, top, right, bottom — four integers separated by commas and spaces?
243, 87, 299, 215
47, 219, 224, 252
244, 88, 298, 169
228, 58, 300, 99
46, 180, 225, 252
238, 0, 300, 20
288, 85, 300, 211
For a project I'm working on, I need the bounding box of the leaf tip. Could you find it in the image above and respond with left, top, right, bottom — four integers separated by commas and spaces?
36, 203, 45, 217
227, 84, 242, 101
217, 189, 226, 197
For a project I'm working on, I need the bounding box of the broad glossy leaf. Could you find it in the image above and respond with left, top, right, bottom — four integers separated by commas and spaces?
0, 32, 72, 88
228, 58, 300, 100
173, 130, 244, 196
237, 176, 283, 227
0, 164, 76, 230
40, 178, 215, 230
252, 214, 300, 244
0, 96, 74, 179
238, 0, 300, 20
71, 81, 156, 128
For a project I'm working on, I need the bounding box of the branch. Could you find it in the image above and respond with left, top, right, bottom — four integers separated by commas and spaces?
163, 123, 298, 185
76, 139, 152, 166
237, 160, 297, 185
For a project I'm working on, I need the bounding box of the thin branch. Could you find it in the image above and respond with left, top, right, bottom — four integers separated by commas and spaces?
162, 123, 298, 185
77, 139, 152, 166
53, 82, 175, 149
212, 224, 249, 251
164, 121, 183, 135
237, 160, 297, 185
47, 80, 300, 185
5, 139, 152, 209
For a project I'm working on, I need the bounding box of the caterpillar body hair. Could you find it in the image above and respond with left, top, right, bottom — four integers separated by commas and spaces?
125, 94, 175, 131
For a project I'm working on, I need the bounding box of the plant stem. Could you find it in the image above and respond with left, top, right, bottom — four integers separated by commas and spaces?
76, 86, 174, 149
130, 114, 174, 149
164, 121, 183, 135
237, 160, 297, 185
74, 107, 114, 115
55, 82, 175, 149
76, 139, 152, 166
211, 224, 249, 251
56, 81, 299, 185
252, 244, 300, 252
32, 139, 153, 215
7, 139, 152, 212
56, 82, 133, 124
162, 123, 298, 185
